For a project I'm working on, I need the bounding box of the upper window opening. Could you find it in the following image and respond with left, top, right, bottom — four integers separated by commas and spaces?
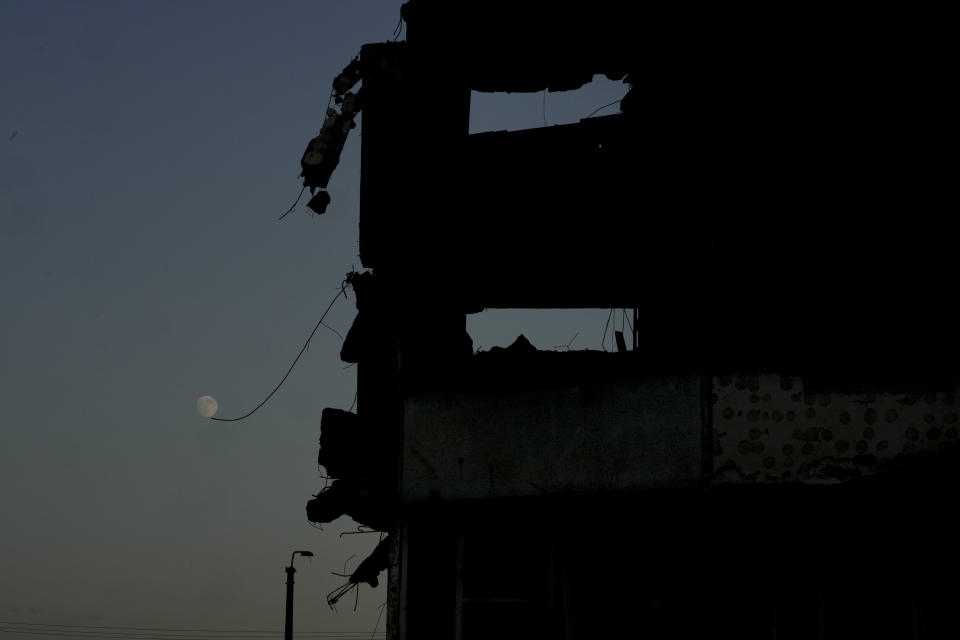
468, 75, 628, 134
467, 308, 634, 354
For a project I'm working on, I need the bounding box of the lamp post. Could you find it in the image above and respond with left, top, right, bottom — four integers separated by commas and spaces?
285, 550, 313, 640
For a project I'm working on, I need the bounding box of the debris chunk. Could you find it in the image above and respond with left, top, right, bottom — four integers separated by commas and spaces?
350, 536, 390, 588
307, 191, 331, 215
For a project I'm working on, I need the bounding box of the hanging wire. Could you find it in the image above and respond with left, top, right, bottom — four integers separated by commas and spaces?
584, 98, 624, 119
552, 331, 579, 350
278, 186, 307, 220
320, 322, 344, 341
342, 554, 357, 576
316, 465, 332, 492
324, 89, 336, 124
371, 601, 387, 640
392, 13, 404, 41
210, 288, 345, 422
601, 308, 614, 351
326, 581, 358, 611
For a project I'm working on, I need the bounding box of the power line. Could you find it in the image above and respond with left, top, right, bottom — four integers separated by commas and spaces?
0, 623, 382, 638
0, 631, 382, 640
210, 287, 345, 422
0, 621, 381, 632
0, 632, 381, 636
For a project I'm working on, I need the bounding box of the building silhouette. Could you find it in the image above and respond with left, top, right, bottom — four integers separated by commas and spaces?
304, 3, 955, 637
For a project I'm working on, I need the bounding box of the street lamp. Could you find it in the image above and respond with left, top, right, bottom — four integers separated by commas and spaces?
285, 550, 314, 640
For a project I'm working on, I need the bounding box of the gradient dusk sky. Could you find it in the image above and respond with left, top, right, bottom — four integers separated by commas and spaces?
0, 2, 626, 637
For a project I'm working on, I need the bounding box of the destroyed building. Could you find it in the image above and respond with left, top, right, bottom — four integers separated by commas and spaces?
303, 2, 955, 638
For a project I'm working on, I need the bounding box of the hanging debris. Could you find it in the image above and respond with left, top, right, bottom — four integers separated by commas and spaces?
309, 397, 395, 533
350, 535, 390, 588
299, 105, 357, 191
332, 57, 363, 95
298, 57, 365, 214
306, 190, 332, 215
317, 407, 361, 478
306, 479, 392, 531
306, 480, 353, 524
339, 312, 366, 363
326, 536, 391, 610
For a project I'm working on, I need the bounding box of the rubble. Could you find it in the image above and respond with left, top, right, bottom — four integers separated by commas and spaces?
298, 60, 365, 211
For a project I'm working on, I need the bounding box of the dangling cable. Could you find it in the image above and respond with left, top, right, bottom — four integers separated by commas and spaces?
211, 288, 345, 422
278, 186, 307, 220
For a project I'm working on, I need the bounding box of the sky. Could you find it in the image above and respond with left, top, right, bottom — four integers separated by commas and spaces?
0, 2, 626, 638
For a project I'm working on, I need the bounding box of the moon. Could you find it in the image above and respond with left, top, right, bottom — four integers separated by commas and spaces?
196, 395, 218, 418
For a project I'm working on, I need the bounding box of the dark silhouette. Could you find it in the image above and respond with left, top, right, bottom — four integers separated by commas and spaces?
302, 2, 953, 637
